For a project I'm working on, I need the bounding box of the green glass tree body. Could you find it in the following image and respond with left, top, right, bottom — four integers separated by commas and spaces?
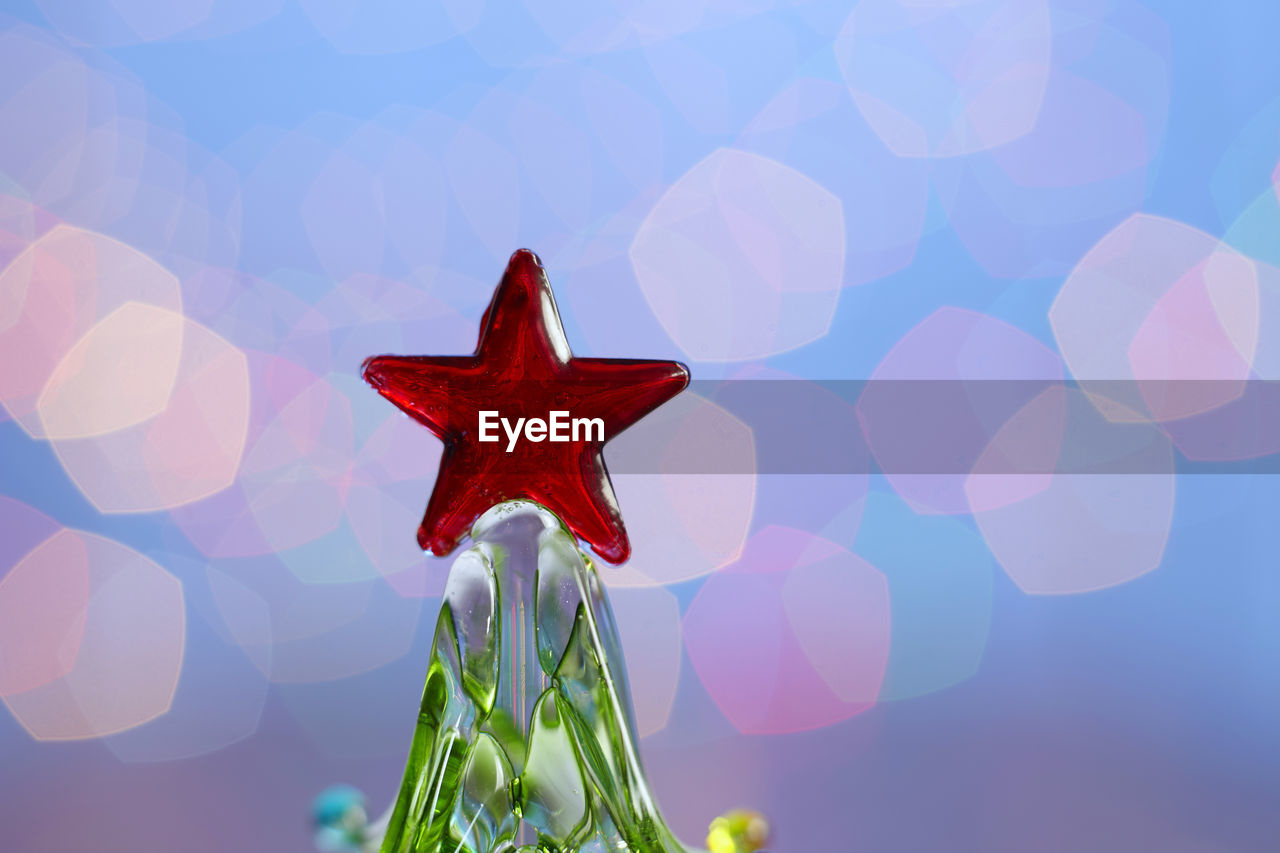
377, 501, 688, 853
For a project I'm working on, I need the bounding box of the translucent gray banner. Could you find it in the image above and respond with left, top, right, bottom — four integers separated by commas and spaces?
600, 380, 1280, 474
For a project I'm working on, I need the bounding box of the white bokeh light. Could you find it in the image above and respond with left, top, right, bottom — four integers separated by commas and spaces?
631, 148, 845, 362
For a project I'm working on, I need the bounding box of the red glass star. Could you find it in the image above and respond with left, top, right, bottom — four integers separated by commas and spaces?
362, 249, 688, 564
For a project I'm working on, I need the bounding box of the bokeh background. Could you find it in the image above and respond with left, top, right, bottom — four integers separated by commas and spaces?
1, 1, 1279, 850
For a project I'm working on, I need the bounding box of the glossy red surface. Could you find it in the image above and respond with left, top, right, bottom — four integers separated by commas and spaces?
362, 249, 689, 563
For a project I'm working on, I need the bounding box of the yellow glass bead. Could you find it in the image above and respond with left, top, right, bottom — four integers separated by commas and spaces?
706, 809, 770, 853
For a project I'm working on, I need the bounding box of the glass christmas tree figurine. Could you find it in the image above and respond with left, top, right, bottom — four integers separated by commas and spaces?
312, 250, 770, 852
374, 499, 686, 852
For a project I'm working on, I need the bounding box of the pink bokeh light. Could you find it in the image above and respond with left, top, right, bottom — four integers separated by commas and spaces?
683, 526, 890, 735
